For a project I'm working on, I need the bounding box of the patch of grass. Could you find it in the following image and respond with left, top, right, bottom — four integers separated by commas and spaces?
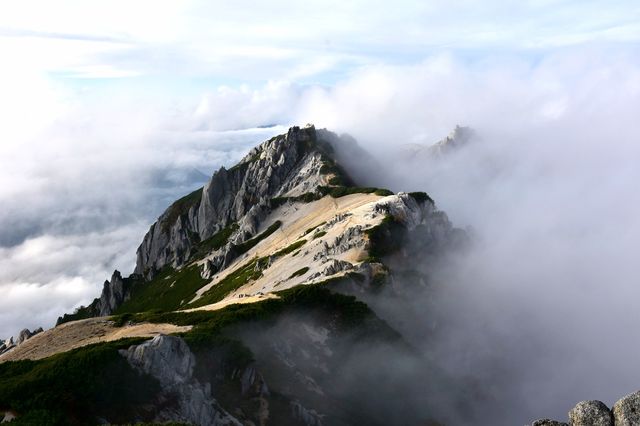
113, 265, 208, 314
233, 221, 282, 255
408, 191, 434, 204
190, 223, 239, 260
365, 215, 407, 259
160, 187, 203, 234
187, 258, 264, 308
122, 281, 386, 337
318, 156, 354, 187
312, 230, 327, 239
56, 304, 95, 326
371, 272, 389, 289
303, 222, 326, 235
270, 192, 322, 208
327, 175, 344, 186
288, 267, 309, 279
0, 338, 159, 425
361, 255, 382, 264
317, 185, 394, 198
272, 240, 306, 257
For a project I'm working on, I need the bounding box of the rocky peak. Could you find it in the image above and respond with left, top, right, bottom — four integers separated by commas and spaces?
428, 124, 473, 156
134, 124, 349, 277
96, 270, 129, 316
0, 327, 43, 357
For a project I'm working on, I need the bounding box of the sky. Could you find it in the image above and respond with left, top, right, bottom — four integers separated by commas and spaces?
1, 1, 640, 422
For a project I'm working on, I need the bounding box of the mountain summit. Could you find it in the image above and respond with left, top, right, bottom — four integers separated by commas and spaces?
1, 125, 464, 425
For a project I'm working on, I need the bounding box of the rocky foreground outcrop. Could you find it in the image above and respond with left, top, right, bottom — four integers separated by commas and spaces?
0, 327, 43, 357
121, 335, 241, 425
532, 391, 640, 425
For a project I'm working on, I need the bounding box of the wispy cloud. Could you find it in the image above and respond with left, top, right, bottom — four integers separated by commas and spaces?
1, 1, 639, 82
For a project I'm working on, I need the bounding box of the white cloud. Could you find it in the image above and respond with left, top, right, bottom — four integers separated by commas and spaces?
1, 2, 640, 421
1, 1, 639, 82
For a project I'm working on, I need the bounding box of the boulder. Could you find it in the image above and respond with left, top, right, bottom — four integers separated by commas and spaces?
121, 335, 241, 425
568, 400, 613, 426
613, 390, 640, 425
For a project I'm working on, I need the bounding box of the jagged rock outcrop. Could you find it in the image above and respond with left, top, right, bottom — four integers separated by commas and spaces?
16, 327, 42, 345
0, 328, 43, 356
56, 270, 133, 324
399, 125, 474, 161
428, 124, 474, 156
532, 391, 640, 426
0, 337, 13, 356
135, 125, 341, 277
291, 401, 324, 426
95, 270, 129, 316
121, 334, 241, 426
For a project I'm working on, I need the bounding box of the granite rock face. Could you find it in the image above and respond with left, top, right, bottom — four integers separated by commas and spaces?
121, 335, 241, 426
0, 327, 43, 356
134, 125, 340, 277
16, 327, 43, 345
96, 270, 129, 316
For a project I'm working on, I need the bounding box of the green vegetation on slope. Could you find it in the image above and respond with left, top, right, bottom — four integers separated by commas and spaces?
365, 215, 407, 261
312, 230, 327, 239
189, 237, 310, 309
190, 223, 239, 261
317, 185, 393, 198
232, 221, 282, 255
114, 265, 208, 314
408, 191, 434, 204
270, 192, 322, 208
56, 304, 95, 326
272, 239, 306, 257
117, 282, 394, 344
161, 187, 203, 233
187, 258, 264, 308
289, 267, 309, 279
303, 222, 326, 235
113, 221, 293, 314
0, 338, 158, 425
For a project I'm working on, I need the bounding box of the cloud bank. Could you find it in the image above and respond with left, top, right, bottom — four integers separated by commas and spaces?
1, 16, 640, 422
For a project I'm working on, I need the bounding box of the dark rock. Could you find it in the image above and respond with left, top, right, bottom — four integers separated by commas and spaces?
532, 420, 568, 426
121, 335, 241, 425
96, 270, 129, 316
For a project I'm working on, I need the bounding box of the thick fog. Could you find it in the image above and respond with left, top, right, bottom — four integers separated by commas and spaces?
0, 100, 283, 338
2, 41, 639, 423
298, 49, 640, 423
